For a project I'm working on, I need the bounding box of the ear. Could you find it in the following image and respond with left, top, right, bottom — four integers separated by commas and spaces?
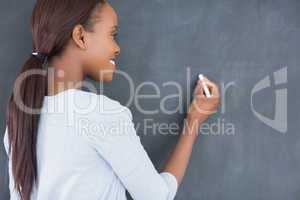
72, 24, 87, 50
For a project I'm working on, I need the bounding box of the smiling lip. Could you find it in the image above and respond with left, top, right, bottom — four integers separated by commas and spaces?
109, 60, 116, 66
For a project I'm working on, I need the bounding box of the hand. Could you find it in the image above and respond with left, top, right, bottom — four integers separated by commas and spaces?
187, 76, 220, 124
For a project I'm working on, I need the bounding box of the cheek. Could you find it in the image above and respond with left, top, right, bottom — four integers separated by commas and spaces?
87, 40, 102, 59
86, 35, 107, 58
84, 35, 116, 78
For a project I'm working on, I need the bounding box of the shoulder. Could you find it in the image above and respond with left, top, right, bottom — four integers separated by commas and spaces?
70, 89, 133, 122
71, 90, 136, 143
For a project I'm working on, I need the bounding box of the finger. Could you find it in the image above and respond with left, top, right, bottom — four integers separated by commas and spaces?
205, 81, 220, 97
200, 76, 210, 84
192, 101, 218, 115
201, 76, 214, 86
199, 76, 217, 96
199, 76, 213, 93
194, 81, 206, 98
198, 79, 213, 97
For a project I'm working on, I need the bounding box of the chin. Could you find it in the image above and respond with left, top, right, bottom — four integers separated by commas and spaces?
88, 72, 113, 82
103, 73, 114, 82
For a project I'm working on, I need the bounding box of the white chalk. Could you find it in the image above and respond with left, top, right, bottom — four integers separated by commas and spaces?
198, 74, 212, 98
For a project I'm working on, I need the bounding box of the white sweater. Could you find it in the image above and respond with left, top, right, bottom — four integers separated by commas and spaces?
3, 88, 178, 200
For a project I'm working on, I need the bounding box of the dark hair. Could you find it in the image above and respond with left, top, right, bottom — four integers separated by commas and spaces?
5, 0, 106, 199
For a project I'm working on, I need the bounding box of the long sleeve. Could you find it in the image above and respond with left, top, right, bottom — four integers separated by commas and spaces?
82, 106, 178, 200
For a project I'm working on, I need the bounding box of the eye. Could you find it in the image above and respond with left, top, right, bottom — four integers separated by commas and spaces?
112, 32, 118, 37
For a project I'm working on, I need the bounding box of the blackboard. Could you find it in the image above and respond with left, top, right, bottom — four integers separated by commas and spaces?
1, 0, 299, 199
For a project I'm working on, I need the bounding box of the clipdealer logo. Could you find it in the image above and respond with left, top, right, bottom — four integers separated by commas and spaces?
251, 67, 288, 134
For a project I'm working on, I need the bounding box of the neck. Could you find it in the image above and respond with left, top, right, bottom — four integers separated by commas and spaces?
47, 55, 84, 96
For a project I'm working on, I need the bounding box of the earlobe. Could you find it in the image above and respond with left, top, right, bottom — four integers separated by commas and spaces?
72, 25, 87, 50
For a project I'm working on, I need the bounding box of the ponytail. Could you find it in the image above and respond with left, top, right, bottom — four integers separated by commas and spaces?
6, 54, 48, 200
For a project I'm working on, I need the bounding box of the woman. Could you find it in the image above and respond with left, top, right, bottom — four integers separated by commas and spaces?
3, 0, 220, 199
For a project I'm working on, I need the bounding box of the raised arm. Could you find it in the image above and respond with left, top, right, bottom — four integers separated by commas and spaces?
162, 76, 220, 186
